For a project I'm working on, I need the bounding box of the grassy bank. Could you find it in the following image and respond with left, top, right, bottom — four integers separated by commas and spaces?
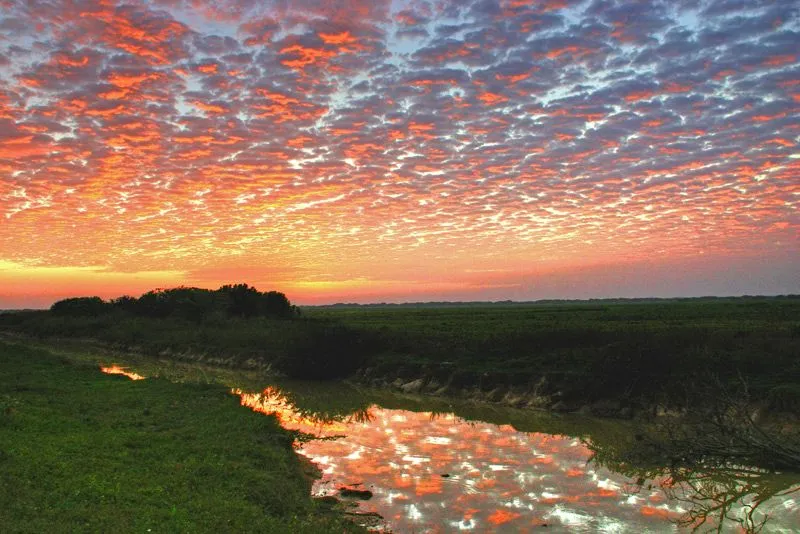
309, 298, 800, 411
1, 296, 799, 413
0, 341, 359, 533
0, 312, 373, 380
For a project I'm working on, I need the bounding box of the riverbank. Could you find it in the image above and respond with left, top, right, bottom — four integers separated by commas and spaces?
312, 298, 800, 416
5, 340, 797, 533
0, 341, 362, 533
2, 296, 798, 416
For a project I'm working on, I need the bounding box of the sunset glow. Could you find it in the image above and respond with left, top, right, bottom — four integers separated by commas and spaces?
1, 0, 797, 306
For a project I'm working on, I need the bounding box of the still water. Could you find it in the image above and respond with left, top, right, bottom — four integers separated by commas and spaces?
101, 364, 800, 533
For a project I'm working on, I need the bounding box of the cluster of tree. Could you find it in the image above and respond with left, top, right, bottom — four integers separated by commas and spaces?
50, 284, 298, 321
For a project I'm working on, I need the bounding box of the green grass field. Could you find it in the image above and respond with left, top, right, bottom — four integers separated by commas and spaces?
0, 341, 360, 533
1, 297, 798, 411
307, 298, 800, 407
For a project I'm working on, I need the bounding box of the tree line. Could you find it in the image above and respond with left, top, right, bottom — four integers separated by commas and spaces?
50, 284, 298, 321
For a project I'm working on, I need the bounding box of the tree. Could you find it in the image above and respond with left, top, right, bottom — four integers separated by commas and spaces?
260, 290, 293, 318
50, 296, 108, 316
135, 289, 174, 318
218, 284, 262, 318
110, 295, 141, 315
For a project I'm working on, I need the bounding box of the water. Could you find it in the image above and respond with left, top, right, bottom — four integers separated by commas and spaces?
101, 362, 800, 533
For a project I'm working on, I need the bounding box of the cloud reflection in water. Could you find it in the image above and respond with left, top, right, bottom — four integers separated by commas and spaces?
236, 387, 685, 532
100, 365, 145, 381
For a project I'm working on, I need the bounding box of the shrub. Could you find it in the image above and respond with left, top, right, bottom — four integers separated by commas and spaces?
50, 297, 108, 316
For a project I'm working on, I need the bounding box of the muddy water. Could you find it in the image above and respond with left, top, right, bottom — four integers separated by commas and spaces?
101, 364, 800, 533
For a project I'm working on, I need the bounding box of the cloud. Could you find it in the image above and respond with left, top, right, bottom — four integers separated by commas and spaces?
0, 0, 797, 305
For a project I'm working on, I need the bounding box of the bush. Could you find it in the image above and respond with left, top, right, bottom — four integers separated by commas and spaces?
50, 297, 108, 316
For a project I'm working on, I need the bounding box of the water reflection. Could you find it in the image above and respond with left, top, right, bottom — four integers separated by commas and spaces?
236, 386, 369, 436
234, 387, 799, 533
99, 364, 799, 533
606, 464, 800, 533
99, 365, 145, 380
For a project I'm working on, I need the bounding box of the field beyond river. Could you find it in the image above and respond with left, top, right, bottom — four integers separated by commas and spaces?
2, 295, 799, 417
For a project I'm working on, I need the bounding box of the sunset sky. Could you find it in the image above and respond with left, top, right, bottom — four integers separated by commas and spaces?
1, 0, 798, 307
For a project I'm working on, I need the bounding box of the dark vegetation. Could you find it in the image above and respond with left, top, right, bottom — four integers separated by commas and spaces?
310, 298, 800, 413
0, 341, 361, 533
51, 284, 297, 320
1, 289, 798, 415
1, 284, 375, 381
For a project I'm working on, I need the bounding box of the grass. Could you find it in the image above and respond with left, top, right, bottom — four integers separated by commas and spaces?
0, 341, 361, 533
0, 312, 372, 379
1, 296, 798, 410
307, 298, 800, 407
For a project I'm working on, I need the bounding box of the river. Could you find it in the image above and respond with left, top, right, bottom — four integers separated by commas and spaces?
100, 361, 800, 533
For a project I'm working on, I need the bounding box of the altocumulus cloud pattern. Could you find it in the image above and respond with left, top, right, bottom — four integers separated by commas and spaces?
0, 0, 797, 304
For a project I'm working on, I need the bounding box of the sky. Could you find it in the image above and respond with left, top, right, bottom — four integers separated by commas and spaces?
0, 0, 798, 307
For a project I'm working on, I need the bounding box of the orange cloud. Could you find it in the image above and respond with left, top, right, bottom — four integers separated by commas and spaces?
624, 90, 657, 102
763, 54, 796, 67
663, 82, 691, 93
192, 100, 228, 114
197, 63, 219, 74
319, 31, 357, 45
478, 92, 509, 105
279, 44, 338, 69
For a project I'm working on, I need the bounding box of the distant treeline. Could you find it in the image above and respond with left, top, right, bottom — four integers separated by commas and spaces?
310, 295, 800, 309
50, 284, 298, 321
